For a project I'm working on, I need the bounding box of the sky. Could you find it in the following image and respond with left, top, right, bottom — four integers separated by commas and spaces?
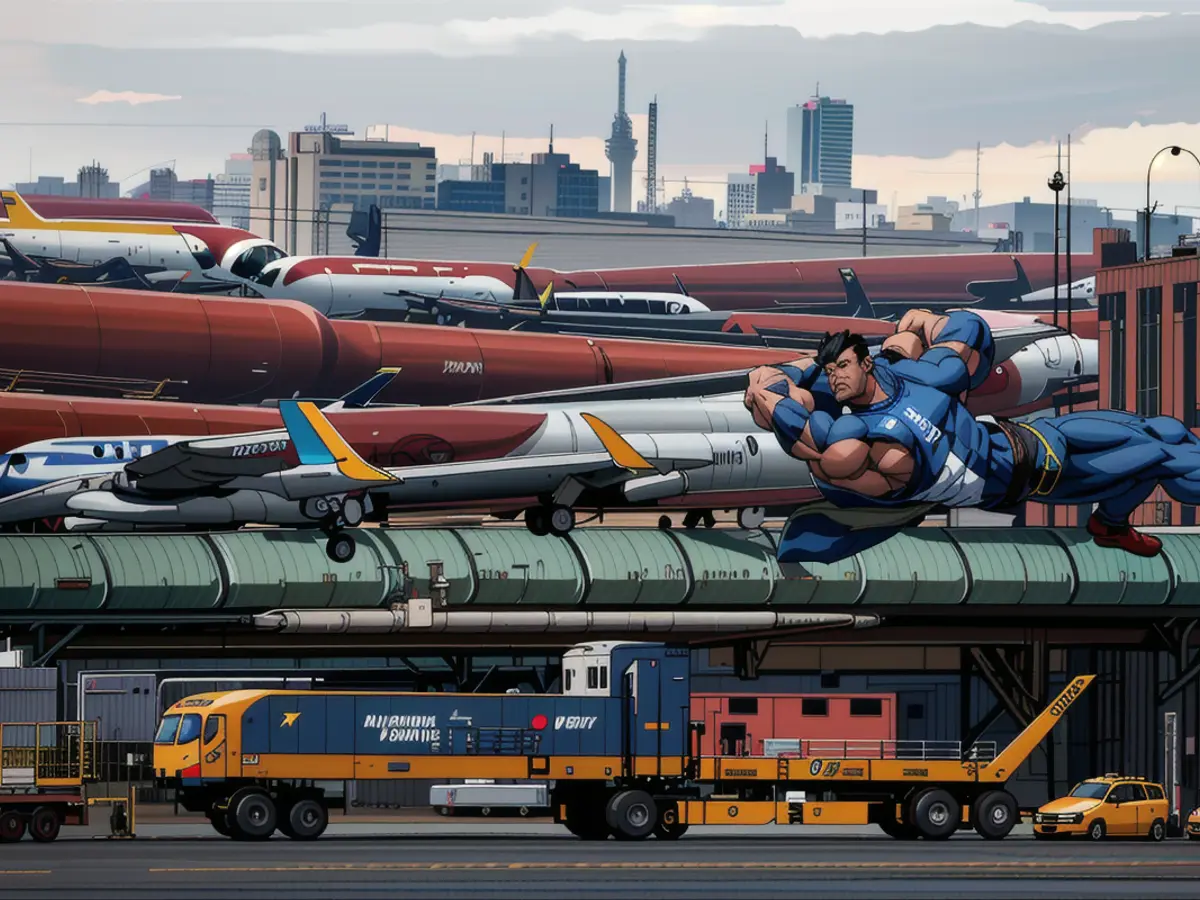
3, 0, 1200, 222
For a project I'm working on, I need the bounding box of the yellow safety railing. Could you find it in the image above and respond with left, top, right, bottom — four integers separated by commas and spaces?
0, 721, 98, 787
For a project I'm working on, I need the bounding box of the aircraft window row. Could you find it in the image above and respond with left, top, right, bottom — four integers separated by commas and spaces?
551, 296, 691, 315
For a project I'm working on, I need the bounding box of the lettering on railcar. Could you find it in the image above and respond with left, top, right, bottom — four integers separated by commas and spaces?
903, 768, 929, 777
713, 450, 744, 466
822, 761, 841, 777
442, 360, 484, 375
843, 767, 864, 777
363, 714, 441, 743
724, 769, 757, 777
554, 716, 597, 730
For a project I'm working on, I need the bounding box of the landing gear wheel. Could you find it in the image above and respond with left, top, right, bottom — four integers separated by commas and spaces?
657, 515, 672, 530
28, 806, 61, 843
655, 804, 688, 840
341, 496, 365, 527
525, 506, 550, 536
548, 505, 575, 536
1087, 819, 1107, 841
286, 798, 328, 840
606, 790, 657, 841
1148, 818, 1166, 842
910, 788, 959, 840
325, 532, 356, 563
0, 810, 25, 842
737, 507, 767, 529
230, 789, 277, 841
970, 790, 1018, 840
302, 496, 331, 520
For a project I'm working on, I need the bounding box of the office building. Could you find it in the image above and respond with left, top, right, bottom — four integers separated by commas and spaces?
598, 176, 612, 213
754, 157, 795, 215
16, 164, 120, 199
950, 198, 1177, 253
126, 168, 214, 211
726, 173, 757, 228
437, 148, 599, 219
791, 95, 854, 188
213, 153, 252, 230
250, 130, 438, 254
663, 183, 715, 229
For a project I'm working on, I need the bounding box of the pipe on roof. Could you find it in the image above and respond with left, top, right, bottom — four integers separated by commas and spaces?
252, 608, 881, 635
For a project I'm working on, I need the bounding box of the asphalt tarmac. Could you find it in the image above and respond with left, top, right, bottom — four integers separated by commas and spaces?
4, 823, 1200, 899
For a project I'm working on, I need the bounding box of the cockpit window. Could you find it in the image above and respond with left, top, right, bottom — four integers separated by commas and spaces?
177, 714, 202, 744
154, 714, 181, 744
231, 245, 286, 280
252, 267, 281, 288
191, 249, 217, 270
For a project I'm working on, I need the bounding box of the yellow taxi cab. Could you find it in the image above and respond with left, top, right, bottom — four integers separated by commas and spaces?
1033, 775, 1167, 841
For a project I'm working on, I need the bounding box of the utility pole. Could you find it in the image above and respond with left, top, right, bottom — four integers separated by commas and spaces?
862, 190, 868, 258
1066, 134, 1074, 415
1048, 142, 1065, 329
973, 142, 983, 237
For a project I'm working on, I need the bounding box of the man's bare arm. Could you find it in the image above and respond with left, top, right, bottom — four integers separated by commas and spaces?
891, 308, 994, 393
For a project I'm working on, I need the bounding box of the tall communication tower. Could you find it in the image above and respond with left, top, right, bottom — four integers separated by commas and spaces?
604, 50, 638, 213
973, 142, 983, 236
645, 97, 658, 214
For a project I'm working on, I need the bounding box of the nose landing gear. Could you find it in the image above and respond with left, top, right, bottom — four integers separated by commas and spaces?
525, 504, 576, 536
302, 494, 366, 563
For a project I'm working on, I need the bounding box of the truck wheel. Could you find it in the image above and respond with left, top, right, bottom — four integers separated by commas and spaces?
654, 803, 688, 840
1087, 819, 1107, 841
878, 817, 920, 840
1148, 818, 1166, 842
231, 789, 277, 840
436, 806, 452, 817
28, 806, 62, 843
606, 790, 657, 840
326, 533, 356, 563
565, 804, 610, 840
286, 798, 328, 840
208, 811, 232, 837
910, 789, 959, 840
0, 810, 25, 842
970, 791, 1018, 840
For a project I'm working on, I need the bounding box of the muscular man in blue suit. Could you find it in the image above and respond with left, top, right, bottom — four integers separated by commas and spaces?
744, 308, 1200, 564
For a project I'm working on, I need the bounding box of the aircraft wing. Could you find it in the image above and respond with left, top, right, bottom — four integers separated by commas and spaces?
122, 401, 396, 496
380, 413, 713, 502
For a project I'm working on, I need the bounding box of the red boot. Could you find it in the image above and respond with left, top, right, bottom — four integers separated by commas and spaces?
1086, 513, 1163, 557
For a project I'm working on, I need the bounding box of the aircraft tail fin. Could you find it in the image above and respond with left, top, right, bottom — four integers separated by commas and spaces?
279, 400, 394, 482
837, 267, 878, 319
0, 192, 45, 227
325, 368, 401, 411
579, 413, 654, 471
512, 242, 543, 302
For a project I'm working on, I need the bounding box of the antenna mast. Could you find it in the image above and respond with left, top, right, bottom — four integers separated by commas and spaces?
646, 97, 658, 214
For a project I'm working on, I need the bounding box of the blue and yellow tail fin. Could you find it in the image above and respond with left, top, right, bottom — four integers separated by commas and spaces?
279, 400, 393, 482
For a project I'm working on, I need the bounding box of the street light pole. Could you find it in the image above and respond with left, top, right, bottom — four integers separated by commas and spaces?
1145, 145, 1200, 261
1048, 168, 1065, 328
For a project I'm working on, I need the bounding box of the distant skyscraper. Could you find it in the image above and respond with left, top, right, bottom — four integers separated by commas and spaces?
791, 94, 854, 188
604, 51, 638, 214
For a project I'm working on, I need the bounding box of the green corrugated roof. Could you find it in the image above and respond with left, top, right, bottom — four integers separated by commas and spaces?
948, 529, 1073, 606
0, 536, 106, 611
213, 531, 387, 610
856, 530, 967, 605
91, 535, 221, 610
668, 529, 775, 606
373, 529, 476, 605
1054, 530, 1172, 605
455, 529, 584, 606
570, 530, 689, 606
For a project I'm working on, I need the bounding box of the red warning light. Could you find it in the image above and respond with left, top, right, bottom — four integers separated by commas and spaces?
531, 714, 548, 730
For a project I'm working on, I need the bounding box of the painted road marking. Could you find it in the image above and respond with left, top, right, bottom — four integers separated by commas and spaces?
150, 860, 1200, 873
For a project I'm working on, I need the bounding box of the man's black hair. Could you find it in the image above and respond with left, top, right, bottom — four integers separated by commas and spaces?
815, 330, 870, 367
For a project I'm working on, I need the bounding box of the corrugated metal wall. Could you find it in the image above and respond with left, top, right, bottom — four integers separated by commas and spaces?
80, 675, 157, 742
0, 668, 55, 723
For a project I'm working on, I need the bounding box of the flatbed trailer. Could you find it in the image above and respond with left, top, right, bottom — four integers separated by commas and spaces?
153, 641, 1092, 842
0, 721, 136, 842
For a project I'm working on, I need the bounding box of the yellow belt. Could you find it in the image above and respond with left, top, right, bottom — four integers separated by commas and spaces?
1016, 422, 1061, 497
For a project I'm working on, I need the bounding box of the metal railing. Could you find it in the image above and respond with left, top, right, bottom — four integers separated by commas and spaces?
0, 368, 178, 400
464, 727, 542, 756
760, 739, 998, 762
0, 721, 98, 786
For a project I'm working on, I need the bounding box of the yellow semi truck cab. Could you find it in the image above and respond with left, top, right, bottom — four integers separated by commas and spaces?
1033, 775, 1167, 841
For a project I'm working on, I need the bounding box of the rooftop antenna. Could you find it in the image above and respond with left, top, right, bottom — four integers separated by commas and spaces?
549, 123, 554, 154
815, 81, 820, 97
470, 131, 476, 167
